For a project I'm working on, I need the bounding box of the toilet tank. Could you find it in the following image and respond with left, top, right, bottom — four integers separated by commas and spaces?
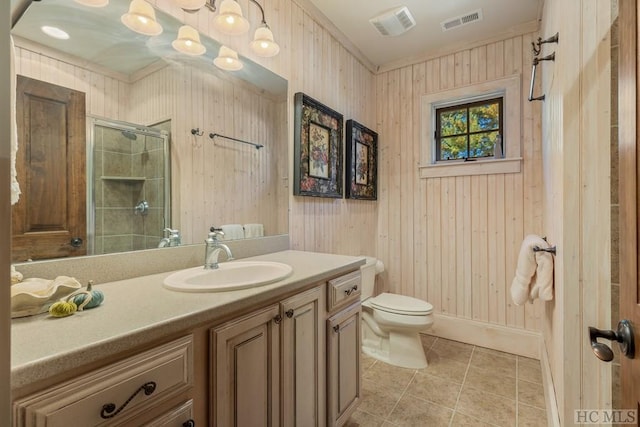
360, 257, 384, 299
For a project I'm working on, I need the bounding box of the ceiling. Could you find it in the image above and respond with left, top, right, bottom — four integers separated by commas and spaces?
307, 0, 542, 69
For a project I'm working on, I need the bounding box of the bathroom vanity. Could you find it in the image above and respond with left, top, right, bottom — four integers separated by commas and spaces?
11, 250, 364, 427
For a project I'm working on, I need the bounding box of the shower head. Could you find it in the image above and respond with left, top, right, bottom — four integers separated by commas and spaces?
121, 130, 138, 140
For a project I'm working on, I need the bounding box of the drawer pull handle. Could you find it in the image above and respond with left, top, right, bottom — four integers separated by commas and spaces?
344, 285, 358, 296
333, 325, 340, 333
285, 309, 294, 318
100, 381, 157, 419
183, 420, 196, 427
274, 314, 283, 324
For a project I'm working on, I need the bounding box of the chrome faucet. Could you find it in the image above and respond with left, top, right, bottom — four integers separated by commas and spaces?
204, 227, 234, 269
158, 228, 181, 248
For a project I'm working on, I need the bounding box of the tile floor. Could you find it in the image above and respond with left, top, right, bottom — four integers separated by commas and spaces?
345, 335, 547, 427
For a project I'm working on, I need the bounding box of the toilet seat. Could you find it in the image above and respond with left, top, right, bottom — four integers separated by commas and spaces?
369, 293, 433, 316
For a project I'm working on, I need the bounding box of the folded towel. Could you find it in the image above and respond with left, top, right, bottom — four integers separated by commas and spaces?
221, 224, 245, 240
11, 265, 23, 284
244, 223, 264, 238
510, 235, 554, 305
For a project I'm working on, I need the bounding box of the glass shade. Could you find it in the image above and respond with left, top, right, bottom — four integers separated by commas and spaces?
213, 45, 243, 71
250, 25, 280, 57
213, 0, 249, 35
74, 0, 109, 7
121, 0, 163, 36
172, 25, 207, 55
173, 0, 206, 11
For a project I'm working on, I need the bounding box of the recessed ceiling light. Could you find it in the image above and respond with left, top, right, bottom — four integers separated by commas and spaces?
41, 26, 70, 40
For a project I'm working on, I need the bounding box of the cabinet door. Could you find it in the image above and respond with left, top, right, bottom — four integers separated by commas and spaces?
280, 286, 326, 427
211, 304, 280, 427
142, 400, 194, 427
327, 302, 361, 427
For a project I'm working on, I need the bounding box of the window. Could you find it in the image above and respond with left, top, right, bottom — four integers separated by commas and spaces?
420, 75, 522, 178
435, 97, 503, 161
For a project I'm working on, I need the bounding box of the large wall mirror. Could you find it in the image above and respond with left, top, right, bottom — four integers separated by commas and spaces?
10, 0, 289, 262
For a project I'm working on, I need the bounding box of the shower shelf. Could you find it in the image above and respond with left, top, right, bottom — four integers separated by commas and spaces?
101, 176, 146, 182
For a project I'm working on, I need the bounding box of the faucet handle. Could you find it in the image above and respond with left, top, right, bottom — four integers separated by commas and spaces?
208, 227, 225, 241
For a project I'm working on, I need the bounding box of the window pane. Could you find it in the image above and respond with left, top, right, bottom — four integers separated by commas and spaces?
440, 136, 468, 160
439, 109, 467, 136
469, 102, 500, 132
469, 131, 499, 158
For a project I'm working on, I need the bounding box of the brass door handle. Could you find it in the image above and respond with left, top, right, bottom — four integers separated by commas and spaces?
588, 320, 635, 362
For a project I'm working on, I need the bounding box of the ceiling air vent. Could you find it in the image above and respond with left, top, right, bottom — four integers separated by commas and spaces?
440, 9, 483, 32
369, 6, 416, 37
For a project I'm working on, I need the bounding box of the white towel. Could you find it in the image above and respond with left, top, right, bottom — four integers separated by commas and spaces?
510, 234, 554, 305
221, 224, 245, 240
10, 35, 21, 205
244, 223, 264, 238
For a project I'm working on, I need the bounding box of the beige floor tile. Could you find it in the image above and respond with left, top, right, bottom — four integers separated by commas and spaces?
450, 412, 500, 427
359, 378, 403, 419
420, 333, 437, 351
518, 356, 543, 384
474, 346, 518, 360
362, 362, 416, 396
344, 409, 386, 427
470, 350, 517, 378
362, 353, 377, 372
405, 371, 462, 409
464, 365, 517, 400
423, 350, 469, 383
518, 402, 548, 427
518, 379, 546, 409
430, 338, 474, 364
456, 385, 517, 427
386, 394, 453, 427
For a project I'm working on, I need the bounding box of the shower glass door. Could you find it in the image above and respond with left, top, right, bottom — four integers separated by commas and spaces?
87, 117, 171, 255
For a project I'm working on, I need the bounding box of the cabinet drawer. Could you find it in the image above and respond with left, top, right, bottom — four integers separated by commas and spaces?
327, 270, 361, 313
142, 400, 194, 427
14, 335, 194, 427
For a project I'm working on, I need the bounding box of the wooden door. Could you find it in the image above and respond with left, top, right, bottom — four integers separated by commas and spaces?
280, 285, 325, 427
210, 304, 280, 427
12, 76, 86, 262
327, 302, 361, 427
619, 0, 640, 412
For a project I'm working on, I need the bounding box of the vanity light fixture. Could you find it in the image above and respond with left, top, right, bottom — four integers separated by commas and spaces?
41, 26, 70, 40
173, 0, 280, 57
74, 0, 109, 7
121, 0, 163, 36
213, 45, 243, 71
172, 25, 207, 55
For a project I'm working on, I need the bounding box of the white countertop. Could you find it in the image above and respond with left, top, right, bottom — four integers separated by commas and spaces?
11, 250, 365, 390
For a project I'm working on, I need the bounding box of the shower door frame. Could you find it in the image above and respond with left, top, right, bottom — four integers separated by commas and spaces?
86, 117, 171, 255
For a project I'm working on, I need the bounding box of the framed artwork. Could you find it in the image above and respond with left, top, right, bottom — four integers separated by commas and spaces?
346, 119, 378, 200
293, 92, 343, 198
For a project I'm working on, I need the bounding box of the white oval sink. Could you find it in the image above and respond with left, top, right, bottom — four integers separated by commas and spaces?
163, 261, 293, 292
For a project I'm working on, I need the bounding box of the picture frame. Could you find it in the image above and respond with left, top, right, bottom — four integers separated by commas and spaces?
345, 119, 378, 200
293, 92, 343, 198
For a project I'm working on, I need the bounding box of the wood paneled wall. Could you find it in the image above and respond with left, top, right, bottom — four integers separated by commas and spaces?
376, 34, 544, 332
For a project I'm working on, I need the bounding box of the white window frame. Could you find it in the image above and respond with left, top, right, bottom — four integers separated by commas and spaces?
420, 74, 522, 178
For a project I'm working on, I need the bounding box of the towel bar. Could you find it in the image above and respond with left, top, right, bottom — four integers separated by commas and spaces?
533, 245, 556, 255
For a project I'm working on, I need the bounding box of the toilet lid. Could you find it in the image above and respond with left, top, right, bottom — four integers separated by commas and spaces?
369, 293, 433, 316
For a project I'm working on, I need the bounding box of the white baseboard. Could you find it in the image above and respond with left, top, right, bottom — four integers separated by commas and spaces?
426, 313, 542, 359
540, 340, 561, 427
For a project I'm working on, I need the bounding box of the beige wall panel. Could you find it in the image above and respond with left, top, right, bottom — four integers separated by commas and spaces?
376, 33, 543, 332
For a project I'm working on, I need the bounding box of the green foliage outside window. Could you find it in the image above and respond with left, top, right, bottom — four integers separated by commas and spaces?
436, 98, 503, 161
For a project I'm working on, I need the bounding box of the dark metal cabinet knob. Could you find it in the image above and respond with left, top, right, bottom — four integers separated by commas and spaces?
285, 309, 294, 318
183, 420, 195, 427
70, 237, 83, 247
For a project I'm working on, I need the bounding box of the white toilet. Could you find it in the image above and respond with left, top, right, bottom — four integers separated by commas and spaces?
360, 257, 434, 369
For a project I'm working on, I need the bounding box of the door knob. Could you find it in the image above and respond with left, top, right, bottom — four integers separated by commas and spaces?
588, 320, 635, 362
70, 237, 83, 248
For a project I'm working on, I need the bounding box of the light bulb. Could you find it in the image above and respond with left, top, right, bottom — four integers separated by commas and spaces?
214, 45, 243, 71
121, 0, 163, 36
172, 25, 206, 56
250, 25, 280, 57
213, 0, 249, 35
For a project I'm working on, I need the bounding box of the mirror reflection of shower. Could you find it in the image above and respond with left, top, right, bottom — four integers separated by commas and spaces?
88, 117, 171, 255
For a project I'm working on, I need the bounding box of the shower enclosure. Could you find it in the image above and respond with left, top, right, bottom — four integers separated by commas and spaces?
87, 117, 171, 255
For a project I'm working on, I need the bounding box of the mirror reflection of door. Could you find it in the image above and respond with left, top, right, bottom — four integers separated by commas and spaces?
12, 75, 86, 262
619, 0, 640, 411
